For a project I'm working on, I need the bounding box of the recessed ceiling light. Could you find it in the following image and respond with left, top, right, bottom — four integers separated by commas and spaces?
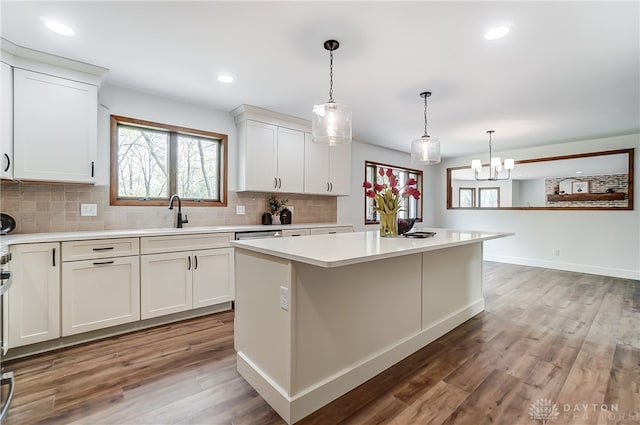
45, 20, 75, 37
575, 171, 583, 174
217, 74, 234, 84
484, 26, 510, 41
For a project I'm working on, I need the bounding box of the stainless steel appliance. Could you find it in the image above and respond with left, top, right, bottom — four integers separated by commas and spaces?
0, 251, 14, 423
235, 230, 282, 240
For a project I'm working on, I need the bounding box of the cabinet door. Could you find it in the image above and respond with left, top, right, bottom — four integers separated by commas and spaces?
8, 242, 60, 348
276, 127, 304, 193
329, 143, 351, 195
61, 256, 140, 336
304, 132, 330, 194
192, 248, 234, 309
244, 120, 278, 191
13, 68, 97, 183
140, 252, 192, 319
1, 62, 12, 179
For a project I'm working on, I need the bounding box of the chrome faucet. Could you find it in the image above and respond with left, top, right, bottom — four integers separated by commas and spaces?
168, 194, 189, 228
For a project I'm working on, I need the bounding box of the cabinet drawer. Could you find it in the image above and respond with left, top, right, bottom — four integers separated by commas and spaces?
141, 232, 233, 254
62, 238, 140, 261
282, 228, 310, 237
309, 226, 353, 235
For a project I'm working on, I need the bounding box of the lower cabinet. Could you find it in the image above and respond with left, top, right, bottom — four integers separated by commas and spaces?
140, 247, 234, 319
61, 256, 140, 336
309, 226, 354, 235
8, 242, 60, 348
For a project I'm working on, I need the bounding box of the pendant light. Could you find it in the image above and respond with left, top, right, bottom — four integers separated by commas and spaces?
471, 130, 515, 181
411, 91, 441, 164
312, 39, 352, 145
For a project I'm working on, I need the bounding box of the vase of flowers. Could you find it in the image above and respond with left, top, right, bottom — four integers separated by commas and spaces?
267, 195, 288, 225
363, 168, 421, 237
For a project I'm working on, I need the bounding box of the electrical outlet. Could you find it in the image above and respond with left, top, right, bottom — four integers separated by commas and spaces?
553, 248, 560, 256
80, 203, 97, 217
279, 286, 289, 310
236, 205, 245, 215
288, 206, 294, 214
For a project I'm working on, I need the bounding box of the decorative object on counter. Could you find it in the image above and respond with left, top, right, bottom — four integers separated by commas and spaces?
0, 213, 16, 235
411, 91, 441, 164
404, 231, 436, 239
397, 218, 416, 235
280, 208, 292, 225
267, 195, 288, 225
606, 188, 615, 193
471, 130, 514, 181
363, 168, 421, 237
261, 212, 272, 225
312, 39, 352, 145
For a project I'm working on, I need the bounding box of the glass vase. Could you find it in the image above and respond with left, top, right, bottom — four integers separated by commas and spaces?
379, 212, 398, 237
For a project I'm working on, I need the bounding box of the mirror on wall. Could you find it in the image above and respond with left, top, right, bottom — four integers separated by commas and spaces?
446, 148, 634, 210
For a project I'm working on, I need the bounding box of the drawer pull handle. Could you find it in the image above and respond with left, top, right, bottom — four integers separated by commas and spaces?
329, 231, 337, 234
93, 260, 114, 266
92, 247, 114, 251
52, 248, 56, 267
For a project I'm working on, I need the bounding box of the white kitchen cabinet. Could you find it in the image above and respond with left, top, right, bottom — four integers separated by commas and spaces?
141, 251, 192, 319
61, 256, 140, 336
192, 248, 234, 309
140, 232, 234, 319
8, 242, 60, 348
1, 61, 13, 179
281, 228, 311, 237
309, 226, 353, 235
13, 68, 97, 183
304, 133, 351, 195
237, 119, 305, 193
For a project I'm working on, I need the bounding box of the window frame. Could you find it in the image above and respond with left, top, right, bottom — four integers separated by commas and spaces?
478, 187, 500, 208
110, 115, 228, 207
459, 187, 476, 208
363, 160, 423, 225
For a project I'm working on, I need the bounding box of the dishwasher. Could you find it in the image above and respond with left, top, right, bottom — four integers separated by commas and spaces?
234, 230, 282, 240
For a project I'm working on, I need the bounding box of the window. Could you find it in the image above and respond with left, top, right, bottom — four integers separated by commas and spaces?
110, 115, 227, 206
479, 187, 500, 208
364, 160, 423, 224
459, 188, 475, 208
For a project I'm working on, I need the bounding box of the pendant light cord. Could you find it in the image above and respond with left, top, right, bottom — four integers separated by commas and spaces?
423, 94, 428, 137
328, 49, 334, 103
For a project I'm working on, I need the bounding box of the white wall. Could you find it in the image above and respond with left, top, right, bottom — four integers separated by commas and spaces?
337, 141, 439, 232
97, 85, 237, 189
436, 133, 640, 279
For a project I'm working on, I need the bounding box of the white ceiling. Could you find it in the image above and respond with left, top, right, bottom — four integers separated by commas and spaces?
1, 1, 638, 158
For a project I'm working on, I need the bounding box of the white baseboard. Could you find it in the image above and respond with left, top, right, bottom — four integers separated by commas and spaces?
484, 254, 640, 280
236, 299, 484, 424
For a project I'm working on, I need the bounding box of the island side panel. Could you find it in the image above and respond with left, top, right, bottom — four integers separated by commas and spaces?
421, 243, 484, 330
292, 253, 422, 396
235, 249, 293, 401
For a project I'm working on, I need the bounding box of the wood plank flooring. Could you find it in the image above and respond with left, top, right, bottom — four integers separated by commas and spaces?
4, 262, 639, 425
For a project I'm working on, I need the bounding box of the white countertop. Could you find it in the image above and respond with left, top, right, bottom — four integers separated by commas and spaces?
231, 228, 514, 268
0, 223, 351, 247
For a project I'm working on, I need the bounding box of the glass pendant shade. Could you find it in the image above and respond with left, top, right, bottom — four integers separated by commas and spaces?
491, 157, 503, 172
471, 159, 482, 172
504, 158, 515, 170
411, 135, 441, 164
312, 102, 352, 145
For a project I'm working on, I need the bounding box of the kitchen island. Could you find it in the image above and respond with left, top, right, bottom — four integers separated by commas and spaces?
231, 228, 513, 424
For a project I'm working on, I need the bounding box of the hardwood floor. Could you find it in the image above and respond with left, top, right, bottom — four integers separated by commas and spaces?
4, 262, 639, 425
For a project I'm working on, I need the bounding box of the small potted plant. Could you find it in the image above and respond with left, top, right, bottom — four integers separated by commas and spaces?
267, 195, 288, 225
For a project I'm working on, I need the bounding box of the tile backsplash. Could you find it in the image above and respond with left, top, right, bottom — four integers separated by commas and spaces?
0, 182, 337, 234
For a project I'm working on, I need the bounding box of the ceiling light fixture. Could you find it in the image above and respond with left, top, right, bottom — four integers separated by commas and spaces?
484, 26, 509, 40
217, 74, 234, 84
45, 20, 75, 37
312, 39, 351, 145
471, 130, 514, 181
411, 91, 441, 164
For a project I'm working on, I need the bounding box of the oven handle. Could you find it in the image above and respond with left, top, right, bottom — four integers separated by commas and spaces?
0, 372, 15, 423
0, 271, 13, 297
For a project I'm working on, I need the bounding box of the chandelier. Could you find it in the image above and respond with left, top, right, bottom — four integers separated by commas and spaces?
471, 130, 514, 181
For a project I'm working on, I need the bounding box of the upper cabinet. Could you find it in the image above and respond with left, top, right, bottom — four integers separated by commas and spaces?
233, 104, 350, 196
304, 133, 351, 195
1, 39, 106, 183
13, 69, 97, 183
1, 61, 12, 179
